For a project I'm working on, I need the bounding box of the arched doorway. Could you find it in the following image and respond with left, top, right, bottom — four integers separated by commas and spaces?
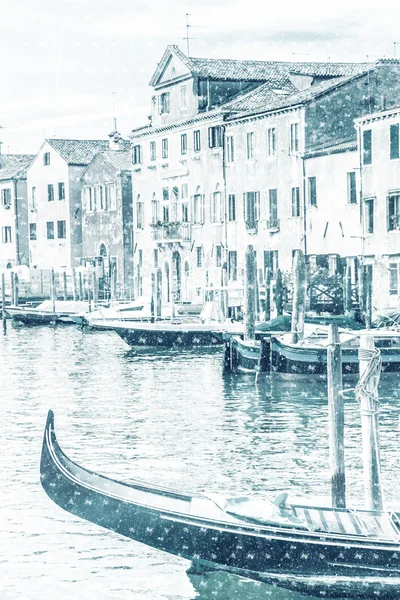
172, 250, 181, 302
163, 261, 170, 303
183, 260, 190, 301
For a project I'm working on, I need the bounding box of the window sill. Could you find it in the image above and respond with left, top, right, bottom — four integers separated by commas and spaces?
161, 162, 169, 168
148, 165, 157, 170
191, 156, 201, 161
132, 166, 142, 172
192, 223, 204, 228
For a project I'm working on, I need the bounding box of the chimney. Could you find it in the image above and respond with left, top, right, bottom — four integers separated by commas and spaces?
108, 130, 124, 151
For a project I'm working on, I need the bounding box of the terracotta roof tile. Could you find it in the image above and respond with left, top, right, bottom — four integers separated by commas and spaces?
101, 150, 132, 171
46, 139, 109, 165
0, 154, 35, 181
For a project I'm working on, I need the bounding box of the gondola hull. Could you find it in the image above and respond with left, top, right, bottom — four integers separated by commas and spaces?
40, 411, 400, 598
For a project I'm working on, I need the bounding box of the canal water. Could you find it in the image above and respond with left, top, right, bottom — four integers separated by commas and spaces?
1, 325, 400, 600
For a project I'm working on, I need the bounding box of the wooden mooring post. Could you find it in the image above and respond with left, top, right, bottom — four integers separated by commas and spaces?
327, 324, 346, 508
92, 270, 98, 309
63, 270, 68, 301
10, 271, 15, 306
72, 269, 78, 302
358, 335, 383, 511
274, 269, 283, 316
150, 271, 156, 323
50, 268, 56, 314
2, 272, 6, 333
291, 249, 306, 344
264, 268, 271, 322
78, 272, 83, 302
87, 272, 92, 313
156, 268, 162, 318
14, 273, 19, 306
362, 265, 372, 329
244, 245, 256, 341
343, 258, 352, 314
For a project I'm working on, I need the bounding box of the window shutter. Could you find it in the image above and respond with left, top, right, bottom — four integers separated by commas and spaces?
387, 196, 394, 231
255, 191, 260, 221
201, 194, 205, 223
158, 95, 162, 115
390, 124, 400, 160
208, 127, 213, 148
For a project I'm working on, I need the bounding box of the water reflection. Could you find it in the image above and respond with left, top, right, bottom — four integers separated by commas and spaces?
1, 326, 400, 599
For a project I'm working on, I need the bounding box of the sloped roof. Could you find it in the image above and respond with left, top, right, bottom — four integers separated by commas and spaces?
101, 150, 132, 171
150, 45, 371, 86
0, 154, 35, 181
222, 80, 298, 112
46, 139, 109, 165
225, 71, 370, 120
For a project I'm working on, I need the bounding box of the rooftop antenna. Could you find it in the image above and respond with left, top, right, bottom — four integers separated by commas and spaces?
292, 52, 310, 61
183, 13, 195, 56
394, 42, 400, 58
112, 91, 118, 132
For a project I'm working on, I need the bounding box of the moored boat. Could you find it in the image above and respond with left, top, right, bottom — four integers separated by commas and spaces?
5, 300, 90, 325
40, 411, 400, 599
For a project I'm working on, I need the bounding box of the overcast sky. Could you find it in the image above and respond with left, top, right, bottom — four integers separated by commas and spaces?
1, 0, 399, 154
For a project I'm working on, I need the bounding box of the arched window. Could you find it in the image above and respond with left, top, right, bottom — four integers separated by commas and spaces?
193, 185, 204, 224
211, 183, 222, 223
164, 261, 170, 303
99, 243, 107, 257
136, 194, 144, 229
171, 186, 179, 222
151, 192, 159, 224
183, 260, 190, 301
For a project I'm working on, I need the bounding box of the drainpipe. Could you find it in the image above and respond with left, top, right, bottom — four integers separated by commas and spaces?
301, 156, 308, 257
13, 178, 20, 264
221, 123, 229, 317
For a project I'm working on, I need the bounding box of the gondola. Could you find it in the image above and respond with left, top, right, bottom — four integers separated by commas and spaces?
40, 411, 400, 598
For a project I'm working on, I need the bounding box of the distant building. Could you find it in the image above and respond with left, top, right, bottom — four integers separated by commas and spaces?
80, 131, 134, 296
27, 138, 109, 270
0, 150, 34, 269
355, 106, 400, 309
131, 45, 400, 311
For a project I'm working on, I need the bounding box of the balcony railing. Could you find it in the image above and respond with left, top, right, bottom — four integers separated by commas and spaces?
266, 218, 280, 231
152, 222, 191, 243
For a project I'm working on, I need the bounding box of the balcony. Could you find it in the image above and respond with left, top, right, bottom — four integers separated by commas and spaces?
152, 222, 191, 244
266, 218, 280, 232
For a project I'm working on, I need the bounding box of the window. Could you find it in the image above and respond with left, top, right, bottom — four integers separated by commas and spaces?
347, 172, 357, 204
264, 250, 279, 277
1, 188, 11, 208
180, 85, 187, 108
291, 187, 301, 217
387, 193, 400, 231
193, 130, 201, 152
208, 126, 222, 148
196, 246, 203, 268
136, 197, 144, 229
268, 189, 278, 225
46, 221, 54, 240
133, 145, 142, 165
162, 138, 168, 159
2, 226, 12, 243
29, 223, 37, 241
228, 250, 237, 281
363, 129, 372, 165
58, 182, 65, 200
243, 191, 260, 229
228, 194, 236, 221
181, 183, 188, 199
226, 135, 234, 163
86, 187, 94, 211
57, 220, 66, 239
290, 123, 300, 153
181, 133, 187, 155
308, 176, 317, 207
215, 245, 222, 267
31, 186, 36, 209
138, 249, 143, 267
158, 92, 170, 114
267, 127, 276, 157
182, 201, 189, 222
47, 184, 54, 202
150, 141, 156, 161
96, 185, 105, 210
364, 198, 374, 234
247, 132, 255, 160
43, 152, 50, 166
390, 123, 400, 160
151, 194, 159, 224
389, 262, 400, 295
211, 187, 222, 222
193, 193, 205, 224
153, 249, 159, 268
105, 183, 116, 210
